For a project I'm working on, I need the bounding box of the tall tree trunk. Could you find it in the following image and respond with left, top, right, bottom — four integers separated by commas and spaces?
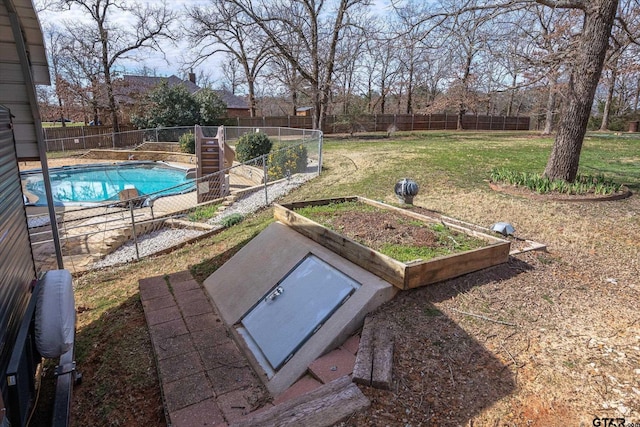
542, 75, 558, 135
247, 77, 257, 117
507, 74, 517, 117
291, 89, 297, 116
406, 62, 414, 114
457, 48, 473, 130
634, 75, 640, 112
457, 103, 465, 130
380, 78, 386, 114
543, 0, 618, 182
99, 25, 119, 134
599, 67, 617, 131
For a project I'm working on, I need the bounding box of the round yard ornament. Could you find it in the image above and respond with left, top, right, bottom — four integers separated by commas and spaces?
394, 178, 419, 204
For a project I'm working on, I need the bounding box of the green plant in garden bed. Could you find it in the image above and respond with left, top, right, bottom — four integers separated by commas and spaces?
490, 167, 624, 195
188, 203, 221, 221
294, 201, 488, 263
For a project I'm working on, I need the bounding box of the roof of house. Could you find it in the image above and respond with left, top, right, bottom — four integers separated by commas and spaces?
115, 75, 249, 110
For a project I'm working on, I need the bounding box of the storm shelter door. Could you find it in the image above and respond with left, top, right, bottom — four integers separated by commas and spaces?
241, 254, 361, 370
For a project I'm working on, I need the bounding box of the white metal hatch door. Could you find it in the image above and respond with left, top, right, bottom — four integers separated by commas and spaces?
241, 254, 361, 370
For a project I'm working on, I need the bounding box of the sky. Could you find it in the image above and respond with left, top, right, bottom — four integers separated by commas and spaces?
35, 0, 393, 90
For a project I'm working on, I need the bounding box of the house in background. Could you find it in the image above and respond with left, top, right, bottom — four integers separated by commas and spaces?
114, 73, 251, 121
296, 106, 313, 117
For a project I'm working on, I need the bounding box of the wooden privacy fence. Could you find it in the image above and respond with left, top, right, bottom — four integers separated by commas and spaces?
231, 113, 531, 133
42, 114, 530, 152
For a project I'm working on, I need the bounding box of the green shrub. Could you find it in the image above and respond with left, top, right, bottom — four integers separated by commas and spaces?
187, 203, 220, 222
179, 132, 195, 154
220, 213, 244, 227
490, 167, 623, 195
235, 132, 272, 162
267, 143, 308, 180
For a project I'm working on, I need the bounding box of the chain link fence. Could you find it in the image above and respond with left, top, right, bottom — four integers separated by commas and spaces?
28, 126, 323, 274
43, 125, 324, 153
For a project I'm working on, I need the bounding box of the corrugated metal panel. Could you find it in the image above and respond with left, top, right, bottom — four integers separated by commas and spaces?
0, 0, 50, 161
0, 106, 37, 381
0, 1, 49, 84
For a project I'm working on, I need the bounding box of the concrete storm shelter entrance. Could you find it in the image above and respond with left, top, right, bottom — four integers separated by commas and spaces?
204, 197, 512, 397
204, 222, 397, 395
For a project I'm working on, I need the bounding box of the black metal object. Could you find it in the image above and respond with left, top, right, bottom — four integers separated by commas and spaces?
52, 331, 79, 427
5, 281, 41, 427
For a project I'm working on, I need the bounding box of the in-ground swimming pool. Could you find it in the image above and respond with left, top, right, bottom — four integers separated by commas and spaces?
22, 161, 195, 206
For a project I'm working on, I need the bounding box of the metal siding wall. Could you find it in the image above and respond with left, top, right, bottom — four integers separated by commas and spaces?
0, 107, 36, 382
0, 0, 49, 160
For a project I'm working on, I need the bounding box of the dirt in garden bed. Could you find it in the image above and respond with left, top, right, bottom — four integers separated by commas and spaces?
330, 210, 440, 248
296, 202, 490, 262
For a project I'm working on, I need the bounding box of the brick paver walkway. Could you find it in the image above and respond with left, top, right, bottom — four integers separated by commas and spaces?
140, 270, 363, 426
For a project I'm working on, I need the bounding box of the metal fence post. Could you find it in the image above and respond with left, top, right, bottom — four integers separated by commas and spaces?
317, 131, 323, 175
130, 200, 140, 260
263, 154, 269, 205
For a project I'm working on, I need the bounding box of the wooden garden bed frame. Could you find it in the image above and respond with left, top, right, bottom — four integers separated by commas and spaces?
273, 196, 511, 290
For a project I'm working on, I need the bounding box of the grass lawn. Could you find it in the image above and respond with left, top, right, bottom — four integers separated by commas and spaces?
38, 130, 639, 426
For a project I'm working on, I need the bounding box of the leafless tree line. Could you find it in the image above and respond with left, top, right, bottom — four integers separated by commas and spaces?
37, 0, 640, 181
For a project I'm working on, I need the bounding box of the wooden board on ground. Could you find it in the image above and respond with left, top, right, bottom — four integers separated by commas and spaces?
353, 317, 394, 390
274, 196, 511, 290
230, 376, 370, 427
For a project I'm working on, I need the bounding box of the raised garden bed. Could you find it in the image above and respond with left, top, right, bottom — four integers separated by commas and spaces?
274, 196, 511, 290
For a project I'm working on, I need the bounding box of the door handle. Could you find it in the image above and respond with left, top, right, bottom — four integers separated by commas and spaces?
267, 286, 284, 301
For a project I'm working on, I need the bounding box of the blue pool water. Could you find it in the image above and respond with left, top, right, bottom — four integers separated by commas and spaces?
22, 161, 195, 206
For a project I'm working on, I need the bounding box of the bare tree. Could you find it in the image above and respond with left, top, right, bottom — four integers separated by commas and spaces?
442, 2, 497, 129
43, 25, 71, 125
264, 54, 306, 116
186, 0, 271, 117
598, 0, 640, 130
536, 0, 619, 181
58, 0, 175, 132
58, 23, 105, 125
361, 31, 402, 114
226, 0, 370, 129
220, 55, 244, 95
333, 20, 369, 116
